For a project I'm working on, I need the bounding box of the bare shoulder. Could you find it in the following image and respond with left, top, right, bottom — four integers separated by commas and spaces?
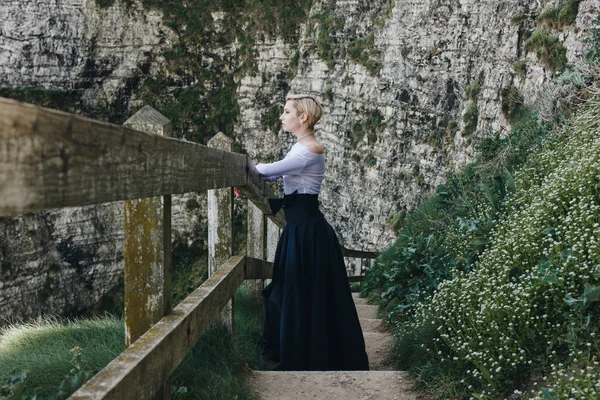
305, 141, 325, 154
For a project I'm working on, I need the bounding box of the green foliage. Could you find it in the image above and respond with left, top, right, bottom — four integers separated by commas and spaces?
501, 84, 526, 123
171, 286, 270, 399
261, 104, 282, 135
524, 29, 568, 72
56, 348, 92, 400
351, 108, 385, 147
185, 198, 200, 211
387, 211, 406, 233
0, 317, 124, 398
135, 0, 313, 142
364, 88, 600, 398
462, 102, 478, 136
0, 287, 267, 399
513, 60, 527, 78
365, 154, 377, 166
314, 14, 345, 68
466, 81, 481, 100
288, 50, 300, 78
0, 370, 28, 400
342, 75, 355, 86
538, 0, 580, 28
348, 33, 382, 75
172, 246, 208, 306
585, 15, 600, 62
324, 87, 334, 102
154, 76, 239, 144
0, 87, 81, 113
445, 120, 458, 142
95, 0, 115, 8
511, 13, 525, 24
362, 107, 545, 331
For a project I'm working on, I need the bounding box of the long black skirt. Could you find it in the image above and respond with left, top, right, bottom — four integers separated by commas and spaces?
262, 191, 369, 371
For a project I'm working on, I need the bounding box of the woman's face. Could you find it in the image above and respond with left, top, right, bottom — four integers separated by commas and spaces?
280, 100, 306, 133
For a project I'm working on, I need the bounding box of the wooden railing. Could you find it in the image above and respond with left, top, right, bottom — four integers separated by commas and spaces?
0, 97, 377, 399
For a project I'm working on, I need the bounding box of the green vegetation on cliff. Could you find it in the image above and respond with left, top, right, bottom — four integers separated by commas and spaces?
363, 61, 600, 399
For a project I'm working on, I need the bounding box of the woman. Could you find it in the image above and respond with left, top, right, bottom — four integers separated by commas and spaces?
254, 94, 369, 371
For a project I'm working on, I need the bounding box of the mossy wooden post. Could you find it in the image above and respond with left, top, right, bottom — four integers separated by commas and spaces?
247, 202, 265, 297
208, 132, 234, 330
265, 218, 280, 285
123, 106, 172, 400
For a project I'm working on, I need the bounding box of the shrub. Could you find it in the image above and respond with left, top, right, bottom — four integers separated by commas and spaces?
513, 60, 527, 78
462, 102, 478, 136
466, 81, 481, 100
348, 33, 382, 75
538, 0, 580, 28
524, 29, 567, 72
314, 14, 345, 68
372, 96, 600, 399
511, 13, 525, 25
501, 85, 526, 123
365, 154, 377, 166
261, 104, 282, 135
585, 15, 600, 62
387, 211, 406, 233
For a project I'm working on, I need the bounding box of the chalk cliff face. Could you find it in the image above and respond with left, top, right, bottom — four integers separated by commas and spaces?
1, 0, 597, 323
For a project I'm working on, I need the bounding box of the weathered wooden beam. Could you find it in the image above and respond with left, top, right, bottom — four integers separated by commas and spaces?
245, 256, 273, 280
207, 132, 234, 331
70, 255, 246, 400
246, 201, 265, 297
347, 276, 365, 283
122, 106, 172, 400
0, 98, 247, 216
123, 106, 172, 348
341, 248, 377, 259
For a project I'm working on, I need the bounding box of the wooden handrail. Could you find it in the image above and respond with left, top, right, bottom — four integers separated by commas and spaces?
0, 98, 378, 400
0, 97, 375, 258
71, 255, 264, 399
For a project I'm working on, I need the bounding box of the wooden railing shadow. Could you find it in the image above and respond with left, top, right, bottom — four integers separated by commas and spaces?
0, 98, 377, 399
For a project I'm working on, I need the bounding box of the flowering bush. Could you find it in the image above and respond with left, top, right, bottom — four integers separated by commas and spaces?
396, 98, 600, 399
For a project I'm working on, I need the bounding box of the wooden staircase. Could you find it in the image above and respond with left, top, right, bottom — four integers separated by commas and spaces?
248, 293, 418, 400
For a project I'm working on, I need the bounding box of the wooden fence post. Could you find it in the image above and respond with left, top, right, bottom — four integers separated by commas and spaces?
265, 218, 280, 286
123, 105, 172, 400
208, 132, 234, 331
247, 202, 265, 297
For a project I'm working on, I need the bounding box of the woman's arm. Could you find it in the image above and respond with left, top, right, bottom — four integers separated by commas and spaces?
256, 151, 307, 177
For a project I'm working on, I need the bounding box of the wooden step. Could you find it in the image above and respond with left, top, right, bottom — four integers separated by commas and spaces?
359, 318, 385, 333
352, 295, 369, 306
249, 371, 417, 400
355, 304, 378, 319
364, 332, 394, 371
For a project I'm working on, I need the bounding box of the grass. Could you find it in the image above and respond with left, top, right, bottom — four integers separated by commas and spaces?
0, 285, 268, 399
524, 30, 567, 72
462, 101, 478, 136
0, 317, 124, 398
538, 0, 580, 29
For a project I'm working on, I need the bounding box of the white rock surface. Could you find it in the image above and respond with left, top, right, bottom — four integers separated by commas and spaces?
1, 0, 599, 322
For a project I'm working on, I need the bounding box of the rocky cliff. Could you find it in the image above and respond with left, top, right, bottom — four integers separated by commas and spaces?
1, 0, 597, 323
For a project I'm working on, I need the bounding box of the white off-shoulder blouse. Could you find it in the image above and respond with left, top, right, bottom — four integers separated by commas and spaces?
255, 142, 325, 195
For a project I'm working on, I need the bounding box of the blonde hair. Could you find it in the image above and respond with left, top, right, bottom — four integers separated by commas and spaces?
286, 94, 323, 131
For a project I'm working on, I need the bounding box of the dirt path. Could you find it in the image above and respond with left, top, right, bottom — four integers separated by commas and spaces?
248, 293, 418, 400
